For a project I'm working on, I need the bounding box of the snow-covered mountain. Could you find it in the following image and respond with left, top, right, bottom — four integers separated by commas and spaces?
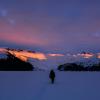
0, 52, 7, 59
75, 57, 100, 67
0, 48, 8, 59
0, 48, 49, 70
0, 47, 100, 70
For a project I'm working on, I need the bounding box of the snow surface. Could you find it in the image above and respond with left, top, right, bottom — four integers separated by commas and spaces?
0, 53, 7, 59
0, 71, 100, 100
0, 48, 7, 59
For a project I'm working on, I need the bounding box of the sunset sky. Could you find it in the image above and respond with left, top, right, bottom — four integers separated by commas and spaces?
0, 0, 100, 53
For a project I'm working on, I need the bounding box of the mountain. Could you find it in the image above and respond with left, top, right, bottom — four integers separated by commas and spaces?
0, 48, 8, 58
0, 48, 47, 70
0, 52, 7, 59
74, 57, 100, 67
0, 51, 33, 71
0, 47, 100, 70
57, 55, 100, 71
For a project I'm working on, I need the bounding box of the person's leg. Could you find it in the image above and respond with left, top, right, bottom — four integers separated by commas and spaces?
52, 78, 54, 84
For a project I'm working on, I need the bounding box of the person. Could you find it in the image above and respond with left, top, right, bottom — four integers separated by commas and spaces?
49, 69, 55, 84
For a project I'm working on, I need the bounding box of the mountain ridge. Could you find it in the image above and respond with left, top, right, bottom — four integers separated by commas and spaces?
0, 47, 100, 70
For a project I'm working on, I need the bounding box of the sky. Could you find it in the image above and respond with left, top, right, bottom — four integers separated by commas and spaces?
0, 0, 100, 53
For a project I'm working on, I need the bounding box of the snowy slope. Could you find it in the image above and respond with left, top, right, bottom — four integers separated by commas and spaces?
0, 53, 7, 59
75, 57, 100, 67
0, 71, 100, 100
29, 57, 66, 70
0, 48, 7, 59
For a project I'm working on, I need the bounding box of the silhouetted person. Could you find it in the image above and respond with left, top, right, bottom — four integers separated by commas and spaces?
49, 70, 55, 84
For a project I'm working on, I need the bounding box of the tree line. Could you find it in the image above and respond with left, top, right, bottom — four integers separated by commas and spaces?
58, 63, 100, 71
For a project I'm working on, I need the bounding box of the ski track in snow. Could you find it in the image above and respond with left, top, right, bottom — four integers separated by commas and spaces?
0, 71, 100, 100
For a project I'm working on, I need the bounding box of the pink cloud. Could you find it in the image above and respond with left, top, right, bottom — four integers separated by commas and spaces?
48, 53, 64, 57
0, 33, 49, 46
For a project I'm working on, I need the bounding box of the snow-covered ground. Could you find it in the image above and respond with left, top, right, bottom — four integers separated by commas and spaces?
0, 71, 100, 100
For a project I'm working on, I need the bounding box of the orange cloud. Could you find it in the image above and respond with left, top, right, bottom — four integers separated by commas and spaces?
9, 50, 47, 61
